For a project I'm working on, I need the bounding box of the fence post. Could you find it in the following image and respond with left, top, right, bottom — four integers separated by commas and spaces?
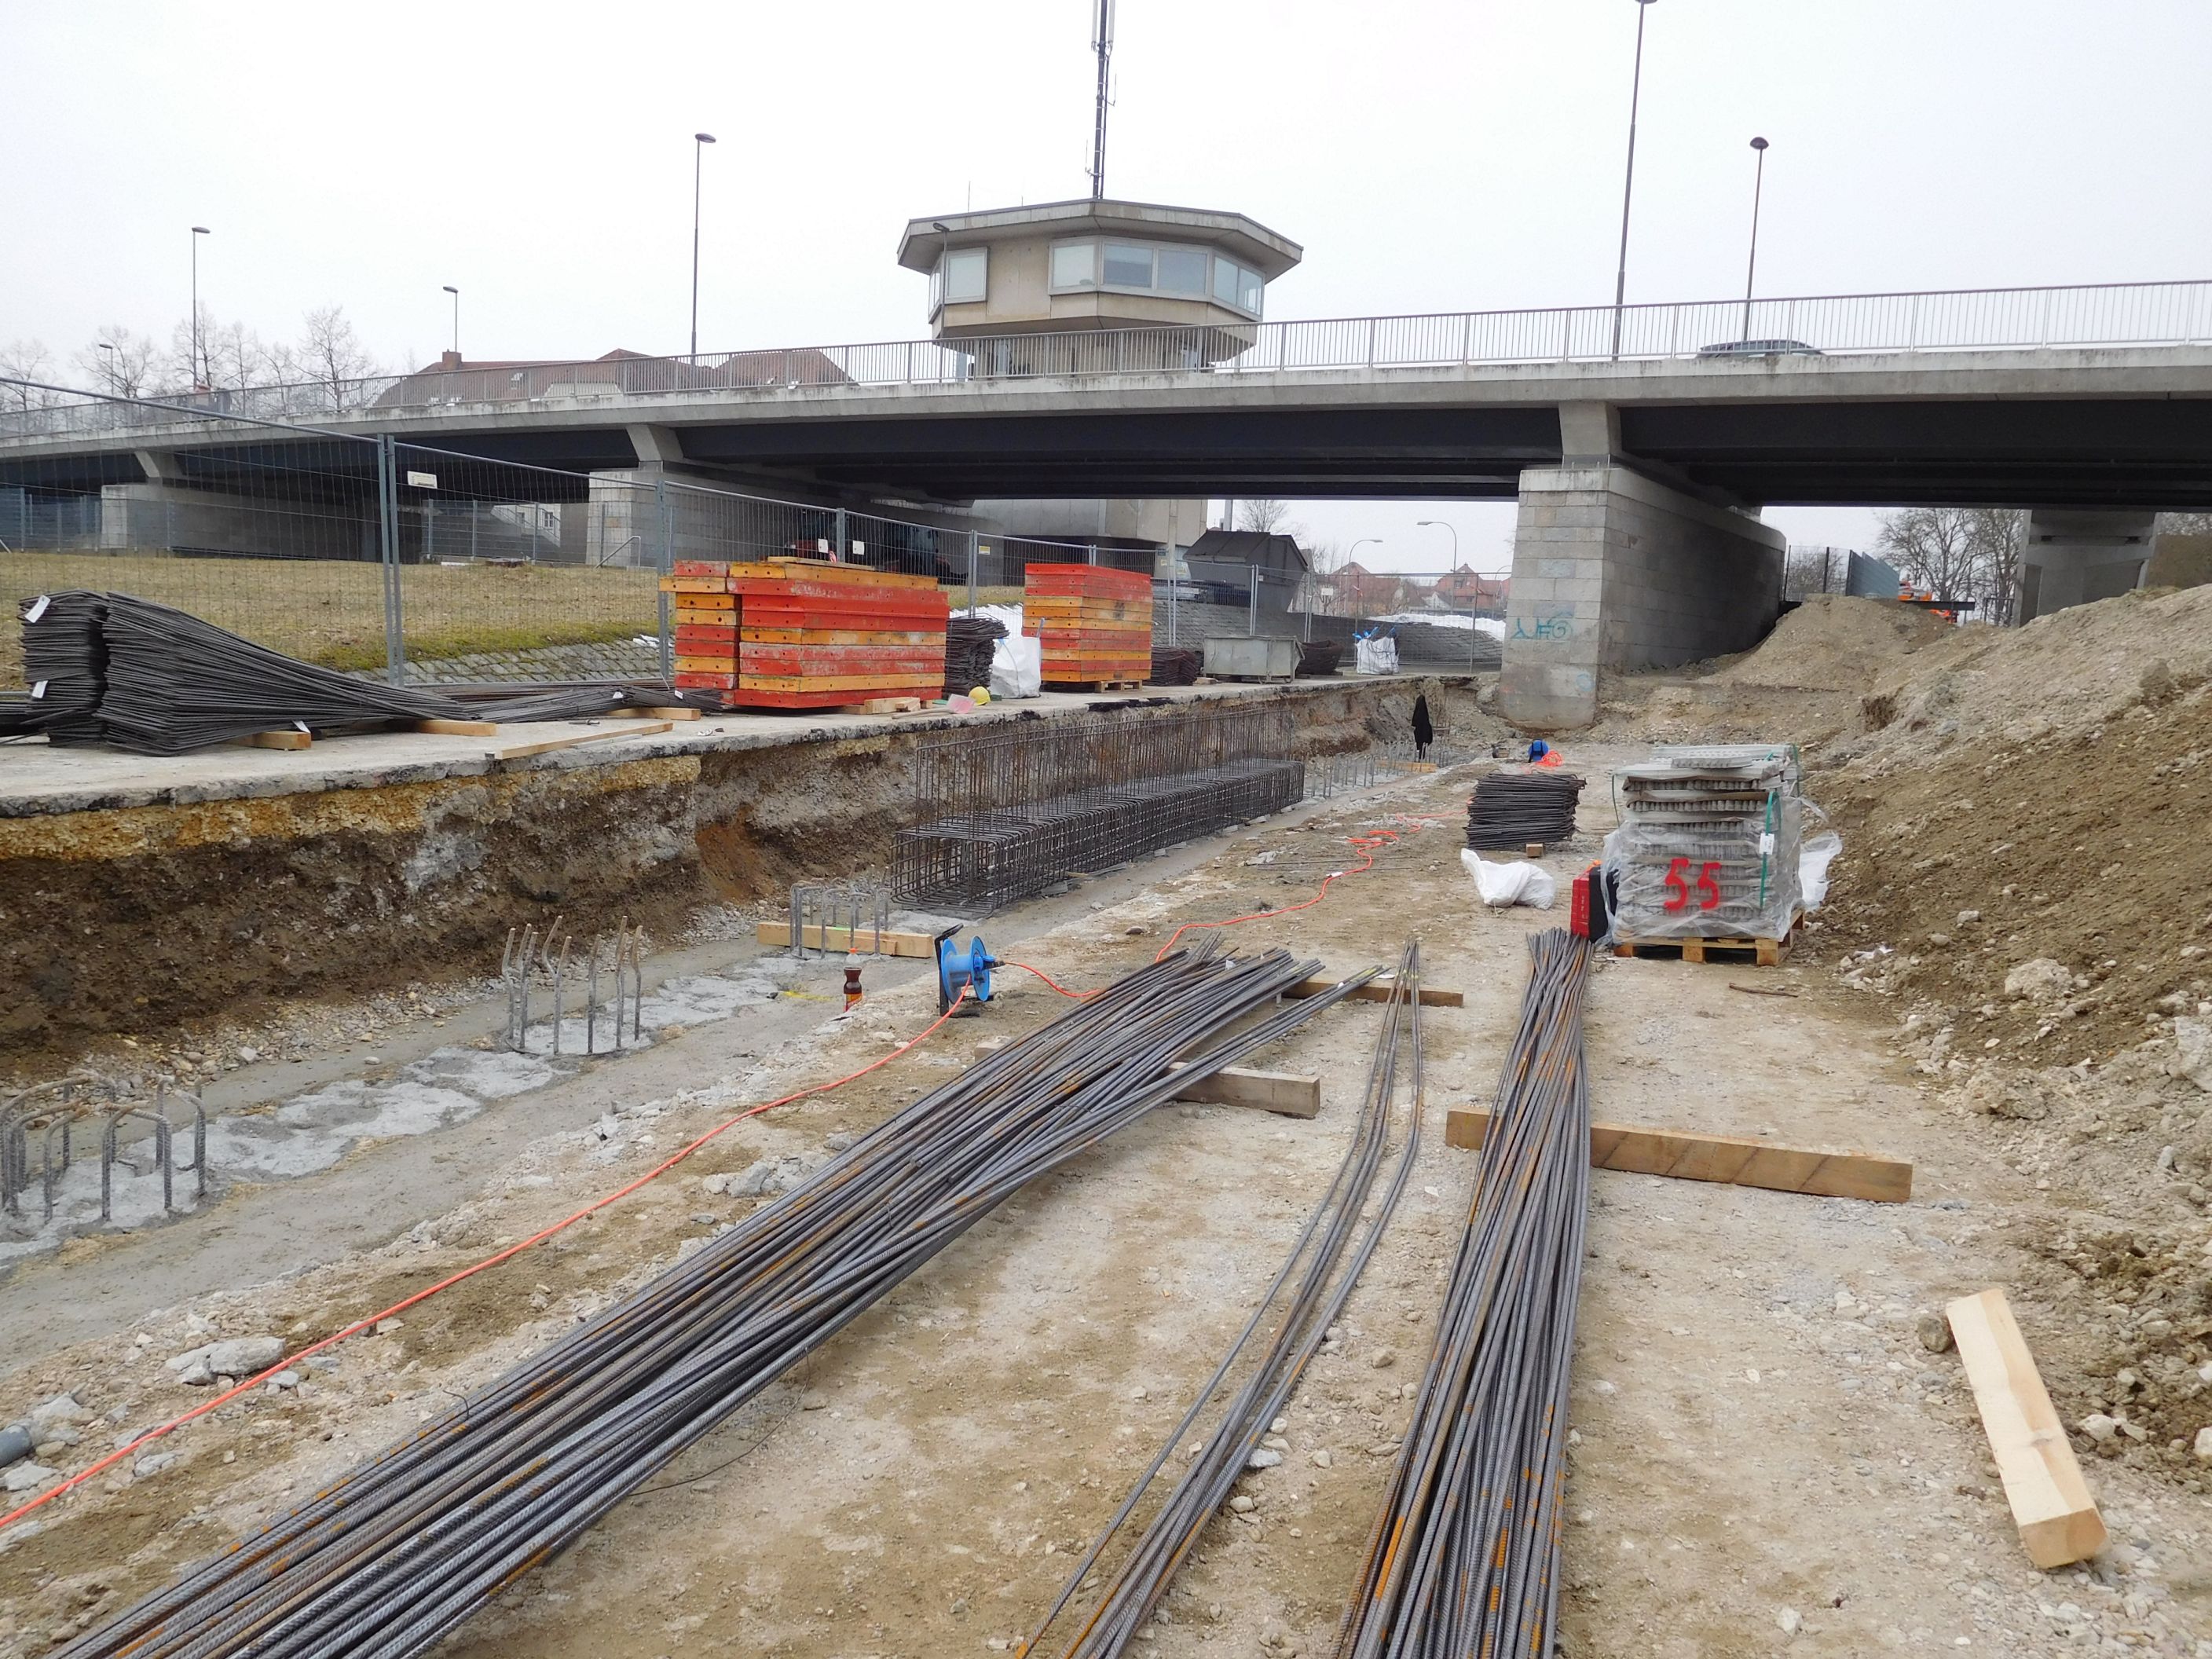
966, 530, 979, 612
655, 478, 674, 683
1248, 567, 1259, 635
1086, 541, 1099, 567
834, 505, 848, 562
377, 435, 404, 684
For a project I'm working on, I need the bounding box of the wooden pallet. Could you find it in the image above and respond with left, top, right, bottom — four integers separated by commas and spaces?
1613, 910, 1803, 968
1044, 678, 1144, 693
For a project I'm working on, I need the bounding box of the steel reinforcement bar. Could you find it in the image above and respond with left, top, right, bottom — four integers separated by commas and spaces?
57, 943, 1373, 1659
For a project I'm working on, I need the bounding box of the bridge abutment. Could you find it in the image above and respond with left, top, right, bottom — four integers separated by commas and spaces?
1499, 464, 1785, 730
2020, 509, 2157, 621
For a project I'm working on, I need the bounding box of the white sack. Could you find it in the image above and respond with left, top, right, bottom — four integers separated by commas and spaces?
1354, 636, 1400, 676
1799, 831, 1843, 910
989, 633, 1043, 700
1461, 848, 1557, 910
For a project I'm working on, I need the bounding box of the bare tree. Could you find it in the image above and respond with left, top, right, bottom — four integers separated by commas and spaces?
296, 307, 383, 411
1877, 507, 2027, 622
1967, 508, 2027, 625
1237, 497, 1291, 535
73, 326, 164, 398
0, 339, 57, 412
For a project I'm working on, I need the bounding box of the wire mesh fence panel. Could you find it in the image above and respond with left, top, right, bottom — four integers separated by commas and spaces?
2, 427, 391, 690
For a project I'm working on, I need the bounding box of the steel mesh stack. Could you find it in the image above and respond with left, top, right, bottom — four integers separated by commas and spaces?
1466, 767, 1584, 848
54, 943, 1364, 1659
945, 614, 1006, 697
1147, 646, 1200, 686
892, 703, 1303, 911
1335, 928, 1592, 1659
1606, 743, 1802, 940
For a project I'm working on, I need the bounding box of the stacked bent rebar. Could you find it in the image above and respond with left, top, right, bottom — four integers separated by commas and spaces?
1031, 941, 1425, 1657
1465, 767, 1584, 848
946, 614, 1006, 697
16, 590, 110, 745
1335, 928, 1592, 1659
1147, 646, 1200, 687
58, 943, 1366, 1659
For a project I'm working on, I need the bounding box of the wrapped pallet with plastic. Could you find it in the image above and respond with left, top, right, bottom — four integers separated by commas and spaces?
1602, 744, 1819, 943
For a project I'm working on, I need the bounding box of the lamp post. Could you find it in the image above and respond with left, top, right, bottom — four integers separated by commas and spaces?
97, 342, 118, 395
1610, 0, 1658, 359
1415, 519, 1458, 566
442, 286, 460, 357
189, 225, 210, 390
1742, 136, 1770, 340
690, 133, 716, 360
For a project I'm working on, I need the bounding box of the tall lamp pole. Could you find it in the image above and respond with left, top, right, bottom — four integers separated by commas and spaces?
690, 133, 716, 360
1415, 519, 1459, 566
442, 285, 460, 357
189, 225, 211, 390
1610, 0, 1658, 359
1741, 136, 1770, 340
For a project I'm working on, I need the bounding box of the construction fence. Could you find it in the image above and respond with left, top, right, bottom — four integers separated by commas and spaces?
0, 386, 1500, 690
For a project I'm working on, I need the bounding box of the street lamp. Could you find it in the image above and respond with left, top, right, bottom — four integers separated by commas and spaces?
97, 342, 118, 395
690, 132, 716, 360
1415, 519, 1458, 566
442, 286, 460, 357
189, 225, 210, 390
1610, 0, 1658, 359
1741, 136, 1770, 340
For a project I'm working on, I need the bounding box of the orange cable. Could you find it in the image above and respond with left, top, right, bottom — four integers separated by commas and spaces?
0, 986, 973, 1534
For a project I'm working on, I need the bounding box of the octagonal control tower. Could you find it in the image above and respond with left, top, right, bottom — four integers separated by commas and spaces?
896, 198, 1302, 372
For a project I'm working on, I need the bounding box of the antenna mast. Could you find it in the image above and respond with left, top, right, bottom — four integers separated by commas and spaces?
1090, 0, 1114, 200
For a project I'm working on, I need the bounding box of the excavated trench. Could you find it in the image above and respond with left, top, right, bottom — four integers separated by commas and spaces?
0, 679, 1489, 1057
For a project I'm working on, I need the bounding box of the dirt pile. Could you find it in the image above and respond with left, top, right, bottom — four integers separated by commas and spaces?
1810, 586, 2212, 1065
1706, 593, 1952, 691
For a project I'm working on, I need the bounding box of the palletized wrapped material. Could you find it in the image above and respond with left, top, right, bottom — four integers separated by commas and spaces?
1602, 744, 1806, 941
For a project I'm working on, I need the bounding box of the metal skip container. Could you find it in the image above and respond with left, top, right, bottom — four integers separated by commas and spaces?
1201, 635, 1299, 681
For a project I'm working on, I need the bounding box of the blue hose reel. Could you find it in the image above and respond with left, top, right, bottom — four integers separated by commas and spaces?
936, 931, 997, 1015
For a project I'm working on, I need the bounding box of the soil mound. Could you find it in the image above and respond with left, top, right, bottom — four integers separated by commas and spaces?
1707, 594, 1950, 691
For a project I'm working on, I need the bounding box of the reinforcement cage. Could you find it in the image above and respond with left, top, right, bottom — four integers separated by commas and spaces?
892, 704, 1303, 912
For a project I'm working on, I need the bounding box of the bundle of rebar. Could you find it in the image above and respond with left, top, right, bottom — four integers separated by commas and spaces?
1465, 767, 1584, 848
16, 590, 110, 745
59, 943, 1364, 1659
1297, 639, 1342, 678
1148, 646, 1200, 687
1334, 928, 1592, 1659
893, 705, 1303, 911
946, 614, 1006, 697
1030, 942, 1424, 1657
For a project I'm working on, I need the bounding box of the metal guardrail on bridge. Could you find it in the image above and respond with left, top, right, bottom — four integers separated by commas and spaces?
4, 279, 2210, 442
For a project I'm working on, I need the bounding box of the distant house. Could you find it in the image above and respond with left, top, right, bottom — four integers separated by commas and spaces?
1434, 563, 1509, 611
1328, 561, 1415, 612
374, 346, 852, 409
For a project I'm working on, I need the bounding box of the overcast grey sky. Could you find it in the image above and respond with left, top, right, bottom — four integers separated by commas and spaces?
5, 1, 2207, 570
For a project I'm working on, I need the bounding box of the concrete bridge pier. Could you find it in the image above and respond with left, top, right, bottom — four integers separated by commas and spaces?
2019, 509, 2157, 621
1499, 424, 1785, 729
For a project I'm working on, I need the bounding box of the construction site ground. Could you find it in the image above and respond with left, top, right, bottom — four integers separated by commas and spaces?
6, 590, 2212, 1656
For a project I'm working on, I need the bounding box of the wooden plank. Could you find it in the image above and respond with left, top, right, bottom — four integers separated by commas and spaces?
1946, 1287, 2108, 1569
851, 696, 925, 714
610, 706, 703, 721
414, 718, 500, 737
753, 919, 938, 959
1285, 975, 1463, 1009
1169, 1064, 1321, 1119
492, 720, 672, 760
228, 729, 311, 751
1443, 1107, 1914, 1203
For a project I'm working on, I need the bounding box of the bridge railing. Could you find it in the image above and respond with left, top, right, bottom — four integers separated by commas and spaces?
5, 278, 2210, 441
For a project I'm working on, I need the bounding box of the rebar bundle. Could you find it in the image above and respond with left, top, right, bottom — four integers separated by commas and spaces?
1030, 942, 1425, 1657
1465, 767, 1584, 848
946, 614, 1006, 696
1334, 928, 1593, 1659
58, 943, 1364, 1659
892, 705, 1303, 911
16, 590, 109, 745
1147, 646, 1200, 687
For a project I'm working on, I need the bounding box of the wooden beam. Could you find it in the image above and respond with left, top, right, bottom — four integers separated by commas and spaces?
611, 705, 704, 721
415, 718, 500, 737
1170, 1064, 1322, 1119
754, 920, 938, 960
1946, 1287, 2107, 1569
492, 721, 672, 760
227, 730, 311, 751
1445, 1107, 1912, 1204
1286, 976, 1463, 1009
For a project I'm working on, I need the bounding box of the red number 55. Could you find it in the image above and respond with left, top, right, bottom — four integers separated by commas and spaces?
1663, 858, 1724, 912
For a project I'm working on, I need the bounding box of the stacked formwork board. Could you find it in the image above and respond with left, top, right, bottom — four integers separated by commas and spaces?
663, 559, 949, 710
1024, 563, 1152, 688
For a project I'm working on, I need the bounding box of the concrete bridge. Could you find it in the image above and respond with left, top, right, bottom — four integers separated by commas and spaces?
6, 280, 2211, 726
